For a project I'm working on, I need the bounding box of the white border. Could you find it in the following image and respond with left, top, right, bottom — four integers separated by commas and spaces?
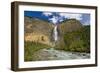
18, 5, 96, 68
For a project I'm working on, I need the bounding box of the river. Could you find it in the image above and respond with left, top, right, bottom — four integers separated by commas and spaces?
32, 48, 90, 61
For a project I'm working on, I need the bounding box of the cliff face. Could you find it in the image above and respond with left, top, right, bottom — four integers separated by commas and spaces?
24, 17, 53, 35
59, 19, 82, 34
24, 17, 54, 46
54, 19, 82, 49
24, 17, 82, 47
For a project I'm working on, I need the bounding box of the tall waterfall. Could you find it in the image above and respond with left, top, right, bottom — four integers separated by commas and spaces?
53, 25, 58, 42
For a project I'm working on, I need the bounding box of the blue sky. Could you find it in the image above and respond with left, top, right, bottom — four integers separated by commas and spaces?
24, 11, 90, 25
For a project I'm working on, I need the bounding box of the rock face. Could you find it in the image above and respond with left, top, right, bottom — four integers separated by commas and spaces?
24, 17, 54, 46
25, 33, 52, 46
24, 17, 82, 48
54, 19, 82, 49
59, 19, 82, 34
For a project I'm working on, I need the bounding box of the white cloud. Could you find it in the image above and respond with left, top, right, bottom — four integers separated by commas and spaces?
83, 20, 90, 25
59, 18, 64, 22
42, 12, 83, 24
59, 13, 82, 20
49, 16, 58, 24
42, 12, 53, 16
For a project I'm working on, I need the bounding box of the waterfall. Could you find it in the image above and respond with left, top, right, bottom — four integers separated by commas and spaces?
53, 25, 58, 42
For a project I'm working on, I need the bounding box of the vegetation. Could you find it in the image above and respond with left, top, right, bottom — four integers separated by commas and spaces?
63, 25, 90, 53
24, 41, 50, 61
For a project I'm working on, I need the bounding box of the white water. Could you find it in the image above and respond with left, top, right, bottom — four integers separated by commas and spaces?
53, 25, 58, 42
33, 48, 90, 60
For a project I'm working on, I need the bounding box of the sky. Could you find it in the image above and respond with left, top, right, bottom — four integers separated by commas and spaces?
24, 11, 90, 25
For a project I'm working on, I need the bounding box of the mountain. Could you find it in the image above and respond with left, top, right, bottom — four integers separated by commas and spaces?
24, 17, 82, 46
24, 16, 54, 46
55, 19, 82, 49
24, 16, 53, 35
59, 19, 82, 34
24, 16, 90, 52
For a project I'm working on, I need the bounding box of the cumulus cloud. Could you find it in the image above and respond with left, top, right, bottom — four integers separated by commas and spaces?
42, 12, 83, 24
49, 16, 58, 24
83, 20, 90, 25
59, 13, 82, 20
42, 12, 53, 16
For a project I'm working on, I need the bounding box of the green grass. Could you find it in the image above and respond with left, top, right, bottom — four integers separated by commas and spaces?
24, 41, 50, 61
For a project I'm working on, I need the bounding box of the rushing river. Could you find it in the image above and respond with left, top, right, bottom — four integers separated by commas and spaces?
32, 48, 90, 61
